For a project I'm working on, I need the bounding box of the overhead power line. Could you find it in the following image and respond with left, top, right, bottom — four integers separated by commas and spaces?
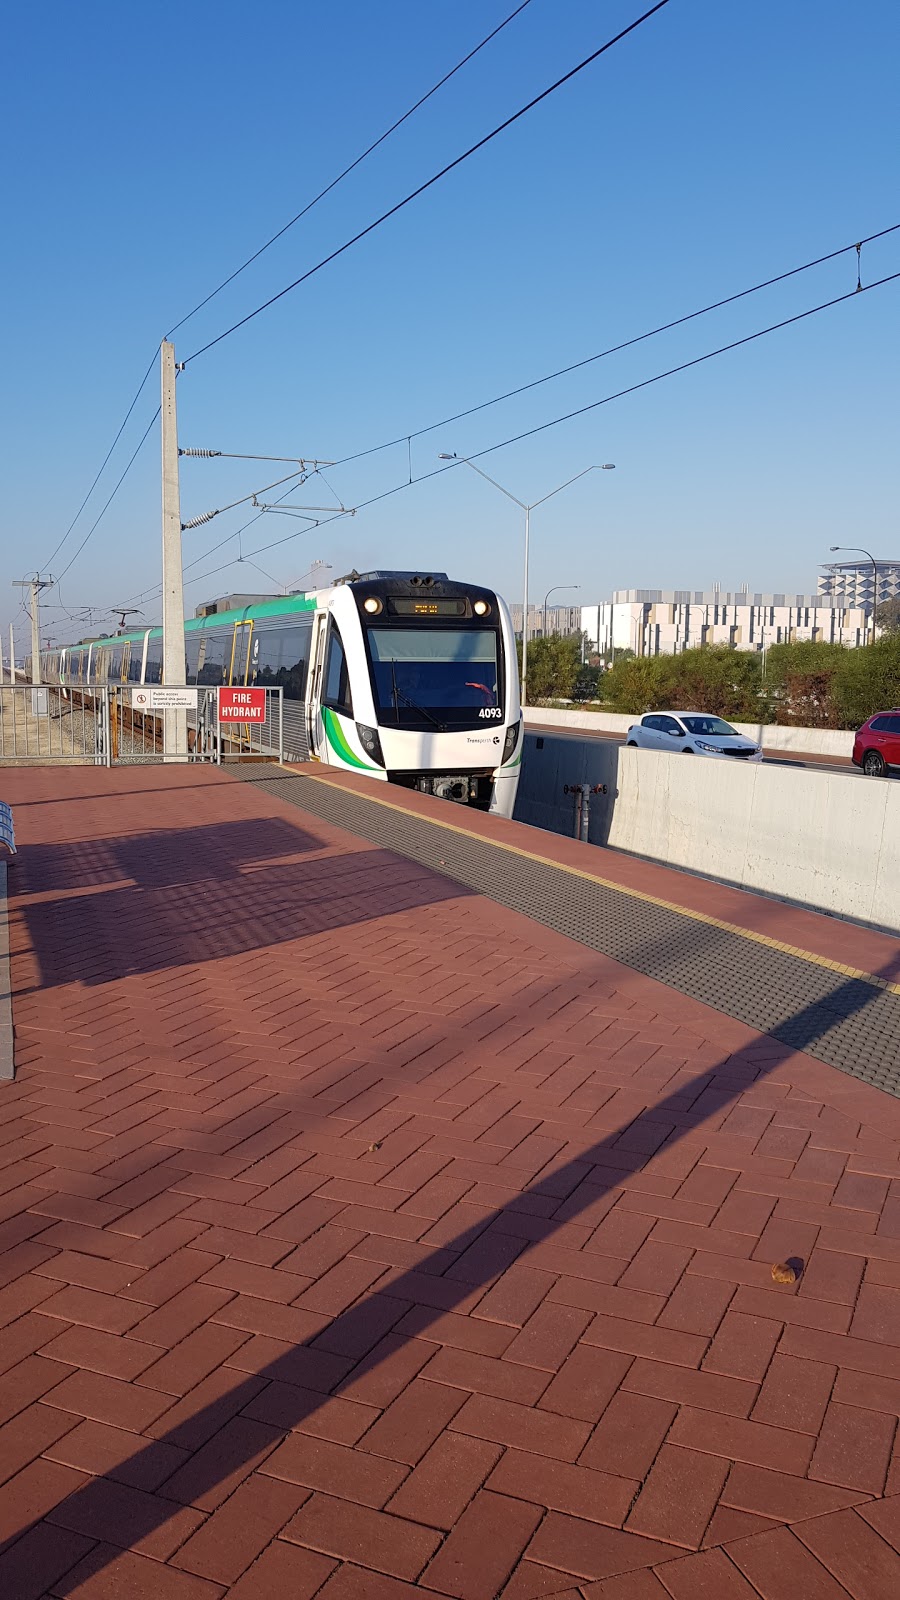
144, 264, 900, 602
41, 352, 157, 570
51, 213, 898, 599
56, 408, 160, 584
42, 2, 536, 579
331, 221, 900, 469
183, 0, 674, 364
165, 0, 535, 339
167, 235, 900, 588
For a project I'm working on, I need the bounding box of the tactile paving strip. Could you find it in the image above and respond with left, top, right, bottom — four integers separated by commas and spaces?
240, 770, 900, 1093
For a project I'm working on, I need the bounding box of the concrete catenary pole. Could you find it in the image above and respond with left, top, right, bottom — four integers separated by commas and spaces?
29, 582, 41, 685
160, 341, 187, 758
12, 577, 51, 684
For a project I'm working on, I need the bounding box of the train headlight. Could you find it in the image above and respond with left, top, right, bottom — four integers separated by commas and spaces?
363, 597, 382, 615
355, 723, 384, 765
472, 599, 490, 616
501, 719, 521, 763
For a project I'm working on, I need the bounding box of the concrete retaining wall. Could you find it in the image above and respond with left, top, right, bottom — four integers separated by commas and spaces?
515, 731, 900, 934
523, 705, 856, 759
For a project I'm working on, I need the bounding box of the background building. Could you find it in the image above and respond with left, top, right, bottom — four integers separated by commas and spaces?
818, 558, 900, 618
581, 588, 867, 658
509, 604, 583, 640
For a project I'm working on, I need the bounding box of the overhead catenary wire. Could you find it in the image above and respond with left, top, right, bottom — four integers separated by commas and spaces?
41, 3, 535, 580
147, 266, 900, 601
183, 1, 674, 364
55, 408, 161, 584
67, 210, 900, 604
129, 217, 900, 603
41, 351, 158, 570
115, 232, 896, 611
121, 469, 336, 604
179, 450, 335, 465
330, 221, 900, 469
124, 262, 900, 605
180, 469, 310, 530
164, 0, 536, 339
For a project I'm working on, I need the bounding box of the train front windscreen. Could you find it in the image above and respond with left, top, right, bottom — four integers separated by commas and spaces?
365, 627, 502, 728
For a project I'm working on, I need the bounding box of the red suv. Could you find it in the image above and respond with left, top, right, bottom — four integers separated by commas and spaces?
852, 710, 900, 777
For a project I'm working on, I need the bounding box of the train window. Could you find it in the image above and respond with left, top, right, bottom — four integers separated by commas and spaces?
184, 635, 202, 686
196, 630, 227, 686
322, 625, 353, 717
253, 623, 312, 701
366, 627, 499, 720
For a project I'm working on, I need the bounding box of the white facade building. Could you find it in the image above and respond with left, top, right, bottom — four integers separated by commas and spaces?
509, 604, 583, 640
818, 559, 900, 618
581, 589, 868, 658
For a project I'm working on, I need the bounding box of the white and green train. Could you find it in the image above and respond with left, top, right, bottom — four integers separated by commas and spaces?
40, 571, 522, 816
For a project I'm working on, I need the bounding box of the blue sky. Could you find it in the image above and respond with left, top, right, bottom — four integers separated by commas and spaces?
3, 0, 898, 650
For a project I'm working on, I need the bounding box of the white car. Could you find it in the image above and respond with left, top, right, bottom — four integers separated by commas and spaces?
625, 711, 763, 761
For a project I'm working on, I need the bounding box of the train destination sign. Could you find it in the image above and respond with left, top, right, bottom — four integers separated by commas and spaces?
218, 687, 266, 721
131, 687, 198, 710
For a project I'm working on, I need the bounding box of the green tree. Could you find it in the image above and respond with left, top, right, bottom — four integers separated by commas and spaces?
875, 597, 900, 634
603, 646, 763, 720
764, 640, 844, 727
833, 633, 900, 727
602, 654, 673, 713
517, 633, 582, 702
760, 637, 900, 728
572, 662, 602, 701
664, 647, 762, 719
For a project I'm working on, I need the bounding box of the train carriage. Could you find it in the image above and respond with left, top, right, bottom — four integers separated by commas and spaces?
41, 570, 522, 817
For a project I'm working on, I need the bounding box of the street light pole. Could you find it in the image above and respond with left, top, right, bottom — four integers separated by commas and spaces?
438, 456, 614, 703
829, 544, 879, 644
542, 584, 580, 640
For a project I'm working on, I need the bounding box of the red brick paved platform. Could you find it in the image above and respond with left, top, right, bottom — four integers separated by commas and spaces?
1, 765, 900, 1600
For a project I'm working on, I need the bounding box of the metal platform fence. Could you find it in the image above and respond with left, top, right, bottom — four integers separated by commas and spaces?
0, 684, 108, 763
0, 684, 284, 766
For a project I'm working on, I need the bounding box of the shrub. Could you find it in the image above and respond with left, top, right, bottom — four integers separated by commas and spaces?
518, 634, 582, 702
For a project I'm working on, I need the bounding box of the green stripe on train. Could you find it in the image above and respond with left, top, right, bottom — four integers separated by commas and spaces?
322, 707, 378, 772
62, 593, 319, 651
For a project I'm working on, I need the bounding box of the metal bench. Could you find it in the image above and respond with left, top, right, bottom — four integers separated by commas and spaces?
0, 802, 15, 854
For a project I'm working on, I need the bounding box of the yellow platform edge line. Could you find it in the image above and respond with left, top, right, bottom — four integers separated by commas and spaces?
288, 767, 900, 1000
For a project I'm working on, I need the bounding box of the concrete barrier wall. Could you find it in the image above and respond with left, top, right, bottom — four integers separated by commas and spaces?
523, 705, 856, 759
515, 731, 900, 934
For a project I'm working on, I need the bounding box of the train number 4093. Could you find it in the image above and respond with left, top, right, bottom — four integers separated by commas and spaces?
478, 706, 503, 719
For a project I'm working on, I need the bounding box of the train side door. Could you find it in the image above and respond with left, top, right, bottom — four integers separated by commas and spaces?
306, 611, 329, 757
224, 621, 255, 747
228, 621, 254, 685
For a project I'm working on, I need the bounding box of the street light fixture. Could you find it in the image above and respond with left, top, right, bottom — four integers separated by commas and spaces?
542, 584, 580, 640
829, 544, 879, 644
437, 455, 615, 702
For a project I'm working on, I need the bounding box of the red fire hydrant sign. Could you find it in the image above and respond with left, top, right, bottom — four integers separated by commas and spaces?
218, 687, 266, 721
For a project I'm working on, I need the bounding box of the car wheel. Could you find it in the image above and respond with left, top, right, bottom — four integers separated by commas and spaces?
863, 749, 886, 777
682, 747, 694, 754
626, 740, 638, 747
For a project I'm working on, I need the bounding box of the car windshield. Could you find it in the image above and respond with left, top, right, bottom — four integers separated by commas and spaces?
680, 716, 739, 737
366, 628, 500, 723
